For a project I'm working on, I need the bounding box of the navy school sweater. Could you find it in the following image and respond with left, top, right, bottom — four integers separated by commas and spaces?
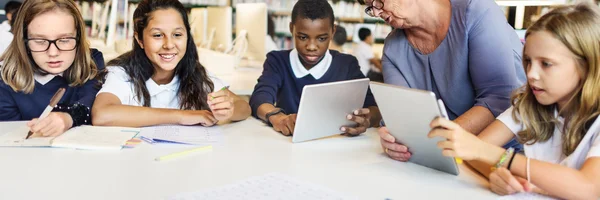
0, 49, 105, 121
249, 50, 377, 119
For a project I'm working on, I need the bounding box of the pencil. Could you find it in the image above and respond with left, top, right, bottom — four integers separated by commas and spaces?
154, 145, 213, 161
26, 88, 66, 139
211, 86, 230, 100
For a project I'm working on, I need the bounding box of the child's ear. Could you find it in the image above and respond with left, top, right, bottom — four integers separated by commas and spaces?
288, 22, 293, 36
332, 25, 337, 36
134, 32, 144, 49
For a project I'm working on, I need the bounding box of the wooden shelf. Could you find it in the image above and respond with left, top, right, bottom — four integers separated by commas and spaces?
270, 11, 291, 16
337, 17, 363, 23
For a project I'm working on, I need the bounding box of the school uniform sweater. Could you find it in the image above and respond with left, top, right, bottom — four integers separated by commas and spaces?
249, 49, 377, 118
0, 49, 105, 121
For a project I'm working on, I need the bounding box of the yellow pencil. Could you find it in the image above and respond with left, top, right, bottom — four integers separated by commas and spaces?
455, 158, 463, 164
154, 145, 213, 161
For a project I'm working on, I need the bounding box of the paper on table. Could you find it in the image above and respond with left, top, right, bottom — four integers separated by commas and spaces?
0, 125, 53, 147
0, 124, 139, 150
52, 126, 140, 150
139, 125, 223, 145
498, 192, 557, 200
167, 173, 357, 200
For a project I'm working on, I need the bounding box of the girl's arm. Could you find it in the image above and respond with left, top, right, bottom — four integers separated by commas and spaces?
480, 147, 600, 199
92, 93, 217, 127
468, 120, 516, 178
430, 117, 600, 199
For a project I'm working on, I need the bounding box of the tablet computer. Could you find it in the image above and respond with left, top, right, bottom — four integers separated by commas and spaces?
370, 82, 459, 175
292, 78, 370, 143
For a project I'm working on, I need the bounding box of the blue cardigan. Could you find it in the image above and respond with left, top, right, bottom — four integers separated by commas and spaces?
249, 50, 377, 119
0, 49, 105, 121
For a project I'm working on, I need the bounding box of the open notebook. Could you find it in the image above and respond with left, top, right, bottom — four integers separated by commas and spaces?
0, 125, 139, 150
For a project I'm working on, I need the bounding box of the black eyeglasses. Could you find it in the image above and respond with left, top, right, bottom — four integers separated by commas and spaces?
364, 0, 384, 17
26, 37, 78, 52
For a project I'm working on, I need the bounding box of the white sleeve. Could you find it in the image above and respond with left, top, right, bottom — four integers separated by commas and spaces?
208, 72, 230, 92
586, 119, 600, 158
496, 106, 524, 136
362, 44, 375, 60
97, 67, 134, 105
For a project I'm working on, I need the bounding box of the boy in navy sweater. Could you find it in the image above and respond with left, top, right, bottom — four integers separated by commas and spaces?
250, 0, 381, 136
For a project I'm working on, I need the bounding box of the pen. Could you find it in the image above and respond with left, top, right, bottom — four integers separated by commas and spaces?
155, 145, 213, 161
26, 88, 66, 139
211, 86, 230, 100
437, 99, 463, 164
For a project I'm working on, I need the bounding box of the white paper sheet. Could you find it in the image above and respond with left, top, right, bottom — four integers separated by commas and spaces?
139, 125, 223, 145
52, 126, 139, 150
0, 123, 138, 150
0, 125, 53, 147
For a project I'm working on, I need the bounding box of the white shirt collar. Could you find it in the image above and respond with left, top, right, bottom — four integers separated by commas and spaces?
289, 49, 332, 79
34, 73, 62, 85
145, 75, 180, 96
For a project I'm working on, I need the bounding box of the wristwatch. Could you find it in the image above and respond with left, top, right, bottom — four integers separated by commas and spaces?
264, 108, 285, 127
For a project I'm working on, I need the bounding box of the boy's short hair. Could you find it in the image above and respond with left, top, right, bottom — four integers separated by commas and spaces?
4, 1, 22, 14
332, 25, 347, 46
291, 0, 335, 28
358, 28, 372, 41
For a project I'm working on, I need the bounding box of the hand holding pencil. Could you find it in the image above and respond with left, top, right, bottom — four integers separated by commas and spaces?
207, 86, 234, 121
26, 88, 72, 139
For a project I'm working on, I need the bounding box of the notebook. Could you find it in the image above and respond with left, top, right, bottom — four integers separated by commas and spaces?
0, 124, 140, 150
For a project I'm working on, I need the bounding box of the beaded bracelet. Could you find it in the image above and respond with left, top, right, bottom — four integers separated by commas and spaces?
52, 103, 91, 127
491, 147, 515, 171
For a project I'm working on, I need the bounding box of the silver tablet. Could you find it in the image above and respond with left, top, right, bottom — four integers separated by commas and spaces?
370, 82, 459, 175
292, 78, 370, 143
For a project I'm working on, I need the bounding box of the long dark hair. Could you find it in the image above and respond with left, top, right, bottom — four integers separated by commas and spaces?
107, 0, 214, 110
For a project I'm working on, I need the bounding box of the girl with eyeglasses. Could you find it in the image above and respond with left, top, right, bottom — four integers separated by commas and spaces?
0, 0, 105, 138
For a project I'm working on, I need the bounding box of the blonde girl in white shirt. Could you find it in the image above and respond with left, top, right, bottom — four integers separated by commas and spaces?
427, 4, 600, 199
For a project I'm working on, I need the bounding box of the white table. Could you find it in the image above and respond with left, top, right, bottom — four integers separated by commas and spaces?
0, 118, 498, 200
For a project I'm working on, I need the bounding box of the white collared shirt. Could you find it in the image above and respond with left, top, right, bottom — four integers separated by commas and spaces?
34, 72, 63, 85
498, 106, 600, 169
353, 41, 377, 75
98, 67, 228, 109
289, 48, 332, 80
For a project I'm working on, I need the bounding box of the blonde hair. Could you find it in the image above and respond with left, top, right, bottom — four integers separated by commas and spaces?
513, 3, 600, 156
0, 0, 97, 93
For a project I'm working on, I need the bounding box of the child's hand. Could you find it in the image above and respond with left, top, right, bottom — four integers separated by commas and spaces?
207, 89, 234, 121
427, 117, 486, 160
269, 113, 297, 136
27, 112, 73, 138
489, 168, 533, 195
341, 108, 371, 136
178, 110, 218, 126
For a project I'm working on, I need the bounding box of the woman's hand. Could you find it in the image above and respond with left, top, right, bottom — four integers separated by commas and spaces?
379, 126, 412, 161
